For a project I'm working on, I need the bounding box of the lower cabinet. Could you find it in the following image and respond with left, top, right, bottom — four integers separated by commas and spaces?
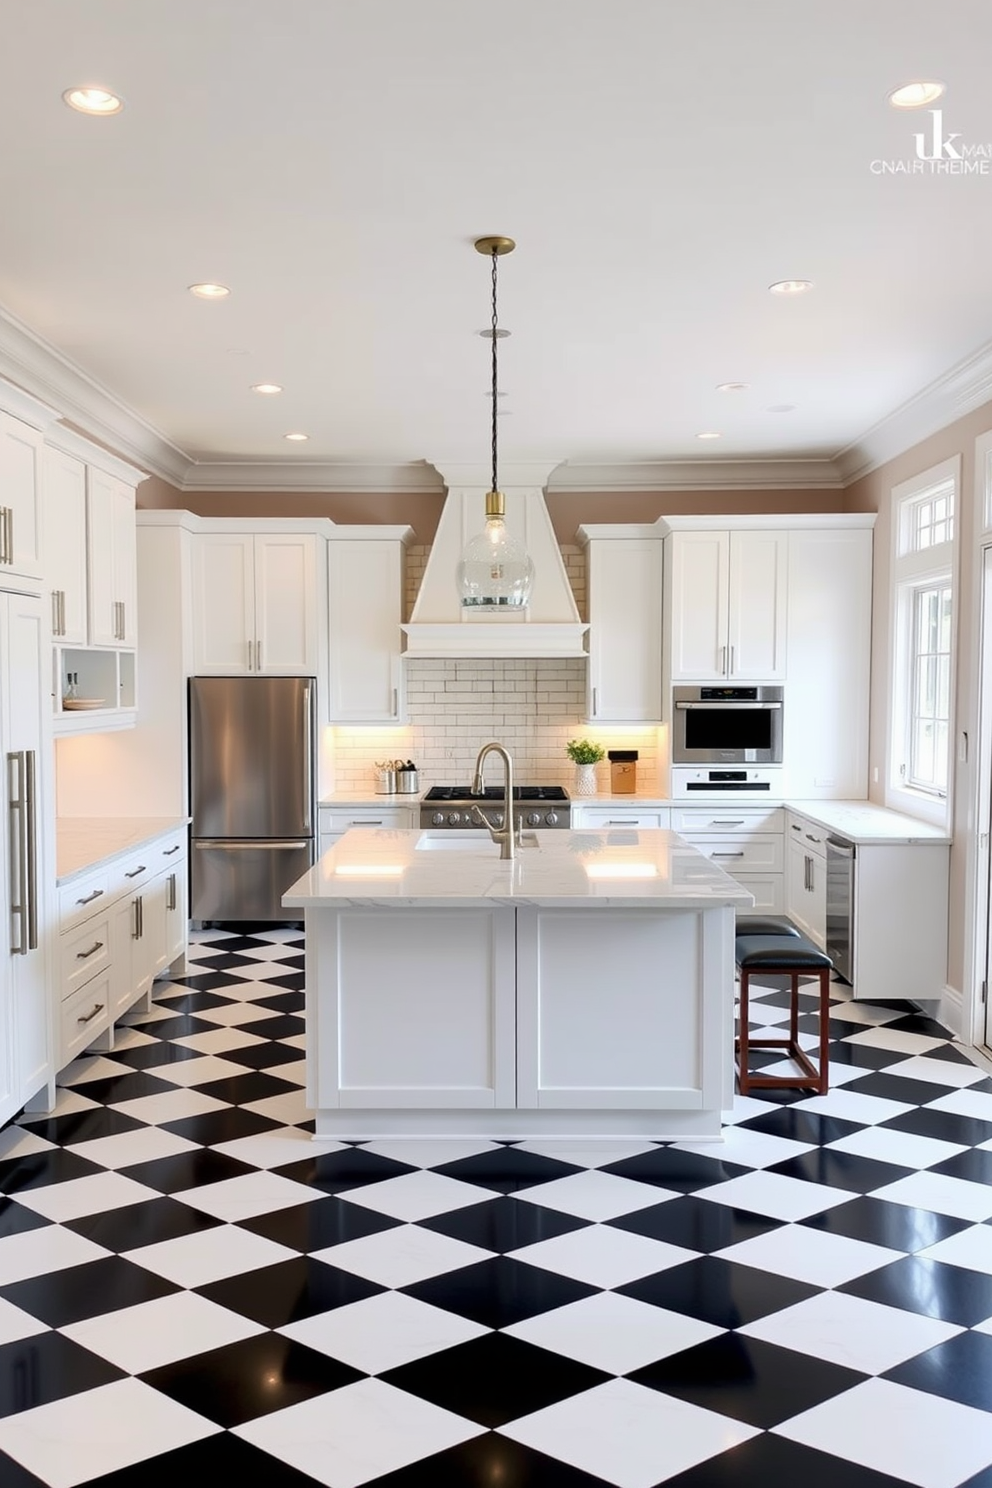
572, 806, 671, 830
671, 806, 785, 914
785, 813, 827, 946
58, 829, 188, 1066
318, 805, 417, 857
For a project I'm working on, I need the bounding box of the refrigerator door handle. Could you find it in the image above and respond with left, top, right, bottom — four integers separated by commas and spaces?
7, 751, 27, 955
194, 839, 313, 850
302, 683, 313, 832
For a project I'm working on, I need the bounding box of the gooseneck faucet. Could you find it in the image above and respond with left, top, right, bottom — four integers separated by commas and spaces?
469, 741, 517, 860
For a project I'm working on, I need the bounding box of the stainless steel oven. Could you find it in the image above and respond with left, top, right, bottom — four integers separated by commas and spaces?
672, 685, 784, 766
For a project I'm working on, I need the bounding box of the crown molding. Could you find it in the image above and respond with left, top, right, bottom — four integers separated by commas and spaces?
547, 458, 845, 491
178, 460, 444, 493
836, 336, 992, 485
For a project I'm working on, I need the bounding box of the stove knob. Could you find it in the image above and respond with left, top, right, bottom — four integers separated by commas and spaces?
493, 812, 504, 828
527, 812, 541, 827
448, 812, 461, 825
431, 812, 445, 826
544, 811, 559, 826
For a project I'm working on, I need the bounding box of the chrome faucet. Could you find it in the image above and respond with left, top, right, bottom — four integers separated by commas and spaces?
469, 741, 518, 860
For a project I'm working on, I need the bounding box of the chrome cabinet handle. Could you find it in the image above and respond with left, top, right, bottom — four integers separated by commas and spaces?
7, 507, 13, 565
257, 639, 262, 670
163, 844, 181, 855
25, 750, 36, 951
77, 1003, 104, 1025
76, 888, 104, 905
120, 600, 126, 640
710, 820, 745, 827
712, 850, 745, 858
7, 751, 27, 954
729, 645, 736, 675
52, 590, 60, 635
247, 637, 253, 670
61, 590, 66, 635
167, 872, 176, 911
124, 864, 147, 878
607, 819, 640, 825
392, 687, 398, 718
352, 819, 384, 825
720, 645, 727, 675
791, 823, 802, 832
76, 940, 105, 960
592, 687, 598, 716
805, 832, 822, 844
0, 507, 7, 565
302, 683, 313, 831
808, 857, 814, 892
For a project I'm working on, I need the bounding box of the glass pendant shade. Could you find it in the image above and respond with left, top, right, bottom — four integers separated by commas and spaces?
458, 491, 534, 609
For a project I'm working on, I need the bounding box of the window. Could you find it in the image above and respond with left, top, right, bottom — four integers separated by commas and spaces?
889, 459, 959, 822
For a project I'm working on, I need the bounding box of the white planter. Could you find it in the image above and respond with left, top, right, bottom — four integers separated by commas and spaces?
574, 762, 599, 796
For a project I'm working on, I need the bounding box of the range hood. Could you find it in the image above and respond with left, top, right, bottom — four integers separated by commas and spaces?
402, 474, 588, 659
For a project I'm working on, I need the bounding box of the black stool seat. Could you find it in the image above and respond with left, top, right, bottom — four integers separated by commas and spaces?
735, 915, 801, 938
735, 935, 832, 971
734, 932, 833, 1096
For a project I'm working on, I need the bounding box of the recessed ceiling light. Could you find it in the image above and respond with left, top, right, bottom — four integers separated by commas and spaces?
62, 86, 123, 115
284, 432, 309, 442
188, 282, 230, 299
477, 328, 510, 339
888, 80, 945, 109
696, 431, 722, 440
769, 279, 813, 296
716, 382, 748, 393
251, 383, 283, 395
767, 403, 797, 413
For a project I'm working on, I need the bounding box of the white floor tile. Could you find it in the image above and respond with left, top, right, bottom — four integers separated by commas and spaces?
870, 1170, 992, 1222
0, 1127, 56, 1163
716, 1224, 904, 1288
146, 1053, 260, 1088
925, 1087, 992, 1123
171, 1170, 322, 1221
212, 1127, 344, 1169
740, 1290, 962, 1374
0, 1377, 221, 1488
509, 1223, 697, 1289
674, 1126, 815, 1169
191, 1000, 280, 1028
512, 1139, 657, 1168
279, 1289, 490, 1373
697, 1170, 852, 1222
281, 1032, 307, 1051
844, 1026, 946, 1055
722, 1094, 779, 1125
58, 1055, 135, 1086
793, 1089, 915, 1124
62, 1290, 265, 1373
108, 1089, 230, 1126
0, 1225, 109, 1286
341, 1171, 495, 1223
825, 1001, 906, 1027
504, 1292, 725, 1376
18, 1089, 99, 1123
512, 1170, 672, 1223
13, 1171, 160, 1223
752, 1056, 865, 1087
0, 1295, 49, 1346
918, 1224, 992, 1276
242, 1088, 313, 1126
358, 1139, 499, 1169
825, 1126, 967, 1170
272, 1058, 307, 1087
499, 1378, 759, 1488
974, 1315, 992, 1336
123, 1222, 297, 1288
881, 1054, 987, 1089
234, 1378, 483, 1488
774, 1377, 992, 1488
313, 1222, 493, 1288
65, 1126, 202, 1171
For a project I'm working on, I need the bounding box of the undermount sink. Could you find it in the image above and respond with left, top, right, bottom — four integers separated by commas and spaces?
415, 831, 541, 852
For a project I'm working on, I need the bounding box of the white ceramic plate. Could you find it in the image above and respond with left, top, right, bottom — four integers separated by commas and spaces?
63, 698, 106, 710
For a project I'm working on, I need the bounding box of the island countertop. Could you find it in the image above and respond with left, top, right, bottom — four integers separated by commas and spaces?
284, 826, 754, 910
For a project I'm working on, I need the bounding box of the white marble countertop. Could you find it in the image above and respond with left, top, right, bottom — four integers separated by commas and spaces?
782, 800, 950, 844
57, 817, 189, 884
284, 827, 754, 910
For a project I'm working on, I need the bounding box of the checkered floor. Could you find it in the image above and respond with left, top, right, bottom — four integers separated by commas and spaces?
0, 929, 991, 1488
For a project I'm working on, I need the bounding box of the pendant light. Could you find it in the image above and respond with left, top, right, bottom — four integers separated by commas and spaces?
457, 236, 534, 610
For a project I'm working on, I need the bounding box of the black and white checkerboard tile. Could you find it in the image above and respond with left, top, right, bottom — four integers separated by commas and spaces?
0, 927, 990, 1488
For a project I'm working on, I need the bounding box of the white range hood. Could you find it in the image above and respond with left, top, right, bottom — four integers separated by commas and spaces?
403, 472, 588, 659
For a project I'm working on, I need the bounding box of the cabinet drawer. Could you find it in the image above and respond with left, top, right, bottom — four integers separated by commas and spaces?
671, 807, 783, 835
61, 969, 111, 1064
155, 836, 186, 866
732, 873, 785, 915
58, 868, 111, 933
575, 808, 670, 829
680, 834, 784, 872
62, 912, 112, 999
111, 851, 154, 896
786, 813, 828, 857
321, 808, 413, 832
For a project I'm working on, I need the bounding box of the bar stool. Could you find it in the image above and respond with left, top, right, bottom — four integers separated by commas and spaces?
735, 916, 801, 938
734, 933, 832, 1095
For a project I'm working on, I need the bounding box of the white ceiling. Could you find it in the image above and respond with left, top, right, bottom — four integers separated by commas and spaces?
2, 0, 992, 488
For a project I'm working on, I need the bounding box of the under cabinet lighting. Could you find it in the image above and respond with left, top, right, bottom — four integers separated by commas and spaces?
63, 87, 123, 115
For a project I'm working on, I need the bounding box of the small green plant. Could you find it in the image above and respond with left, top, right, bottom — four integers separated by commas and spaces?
566, 738, 605, 765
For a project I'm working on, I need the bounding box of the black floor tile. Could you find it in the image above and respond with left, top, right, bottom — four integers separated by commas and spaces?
189, 1070, 300, 1106
76, 1431, 324, 1488
239, 1194, 401, 1252
881, 1106, 992, 1147
402, 1256, 597, 1329
0, 1332, 124, 1417
139, 1332, 363, 1427
842, 1070, 965, 1106
659, 1430, 915, 1488
598, 1146, 751, 1192
177, 952, 265, 972
65, 1195, 225, 1252
196, 1256, 384, 1326
799, 1194, 969, 1252
930, 1147, 992, 1185
152, 990, 238, 1013
0, 1198, 51, 1239
767, 1148, 914, 1193
884, 1329, 992, 1413
733, 1105, 864, 1146
168, 972, 254, 993
839, 1255, 992, 1326
17, 1106, 147, 1145
256, 975, 305, 996
227, 1014, 305, 1042
0, 1255, 179, 1326
420, 1195, 587, 1253
825, 1043, 909, 1072
160, 1106, 281, 1146
608, 1193, 779, 1252
363, 1432, 612, 1488
109, 1017, 214, 1046
618, 1255, 818, 1329
215, 1040, 303, 1072
0, 1450, 48, 1488
380, 1332, 611, 1427
190, 935, 273, 954
275, 1147, 417, 1194
122, 1148, 256, 1193
431, 1147, 582, 1193
0, 1148, 103, 1194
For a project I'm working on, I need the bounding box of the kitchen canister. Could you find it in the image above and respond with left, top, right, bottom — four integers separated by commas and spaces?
608, 749, 638, 794
396, 766, 420, 794
375, 767, 397, 794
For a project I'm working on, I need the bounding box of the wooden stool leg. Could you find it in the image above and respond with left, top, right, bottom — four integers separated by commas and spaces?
789, 972, 800, 1047
817, 967, 830, 1094
737, 968, 751, 1095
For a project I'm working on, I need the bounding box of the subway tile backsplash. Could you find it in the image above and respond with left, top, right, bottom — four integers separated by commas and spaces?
330, 658, 661, 795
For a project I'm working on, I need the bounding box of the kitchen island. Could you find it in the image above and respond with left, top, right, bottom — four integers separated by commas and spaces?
284, 827, 752, 1140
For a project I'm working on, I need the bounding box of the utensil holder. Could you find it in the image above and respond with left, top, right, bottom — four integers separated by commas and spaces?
376, 769, 397, 795
396, 769, 419, 794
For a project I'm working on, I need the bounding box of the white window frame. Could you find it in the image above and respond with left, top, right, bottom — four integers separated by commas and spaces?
887, 455, 959, 827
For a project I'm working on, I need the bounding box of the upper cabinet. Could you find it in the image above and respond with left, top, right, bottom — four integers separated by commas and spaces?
327, 530, 410, 722
664, 527, 787, 682
87, 469, 137, 648
0, 411, 45, 584
43, 447, 88, 644
579, 527, 663, 723
191, 531, 319, 675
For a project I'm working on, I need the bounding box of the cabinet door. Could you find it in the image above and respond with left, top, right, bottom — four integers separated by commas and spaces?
190, 533, 256, 673
327, 540, 403, 721
668, 531, 729, 680
87, 468, 121, 647
0, 412, 44, 583
587, 540, 662, 722
43, 449, 88, 643
112, 480, 137, 647
786, 836, 814, 940
254, 535, 318, 674
728, 531, 787, 680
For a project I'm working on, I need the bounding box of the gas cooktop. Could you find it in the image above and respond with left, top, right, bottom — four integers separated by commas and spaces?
423, 785, 570, 802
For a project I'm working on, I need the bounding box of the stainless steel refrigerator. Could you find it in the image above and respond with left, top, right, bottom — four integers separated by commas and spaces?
189, 675, 315, 923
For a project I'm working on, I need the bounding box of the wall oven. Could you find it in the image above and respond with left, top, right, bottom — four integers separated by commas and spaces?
672, 685, 784, 766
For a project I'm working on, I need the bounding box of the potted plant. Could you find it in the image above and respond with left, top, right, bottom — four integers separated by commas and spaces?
566, 738, 605, 796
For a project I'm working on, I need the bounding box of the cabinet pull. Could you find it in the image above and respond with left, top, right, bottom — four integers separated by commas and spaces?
791, 822, 802, 833
805, 832, 822, 844
76, 887, 104, 906
52, 590, 60, 635
163, 844, 181, 856
120, 600, 126, 640
712, 850, 745, 858
247, 637, 253, 670
256, 639, 261, 671
76, 940, 104, 960
60, 590, 66, 635
7, 751, 36, 954
607, 819, 640, 825
25, 750, 36, 952
167, 872, 177, 911
710, 819, 745, 827
804, 854, 811, 891
392, 687, 398, 718
132, 895, 143, 938
808, 857, 814, 892
77, 1002, 104, 1025
0, 507, 7, 565
729, 644, 735, 675
352, 819, 384, 825
720, 644, 727, 675
124, 864, 147, 878
302, 683, 312, 831
592, 686, 598, 716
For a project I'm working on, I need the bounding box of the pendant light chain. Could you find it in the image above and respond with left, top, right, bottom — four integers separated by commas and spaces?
490, 246, 499, 497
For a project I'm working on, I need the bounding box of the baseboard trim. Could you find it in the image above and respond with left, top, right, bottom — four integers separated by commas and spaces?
912, 984, 963, 1040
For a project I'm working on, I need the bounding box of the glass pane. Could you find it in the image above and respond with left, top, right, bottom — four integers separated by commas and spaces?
938, 589, 952, 650
934, 721, 949, 789
938, 654, 951, 716
913, 719, 935, 784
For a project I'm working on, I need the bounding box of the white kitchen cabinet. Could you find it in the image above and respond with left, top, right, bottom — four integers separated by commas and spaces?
327, 532, 409, 722
192, 531, 318, 675
43, 446, 88, 644
572, 806, 670, 829
88, 467, 137, 648
785, 813, 827, 945
673, 805, 785, 914
0, 410, 45, 585
579, 529, 663, 723
319, 805, 416, 857
664, 527, 787, 681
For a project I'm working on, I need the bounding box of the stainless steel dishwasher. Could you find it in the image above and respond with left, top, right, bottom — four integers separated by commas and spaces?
825, 834, 856, 983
